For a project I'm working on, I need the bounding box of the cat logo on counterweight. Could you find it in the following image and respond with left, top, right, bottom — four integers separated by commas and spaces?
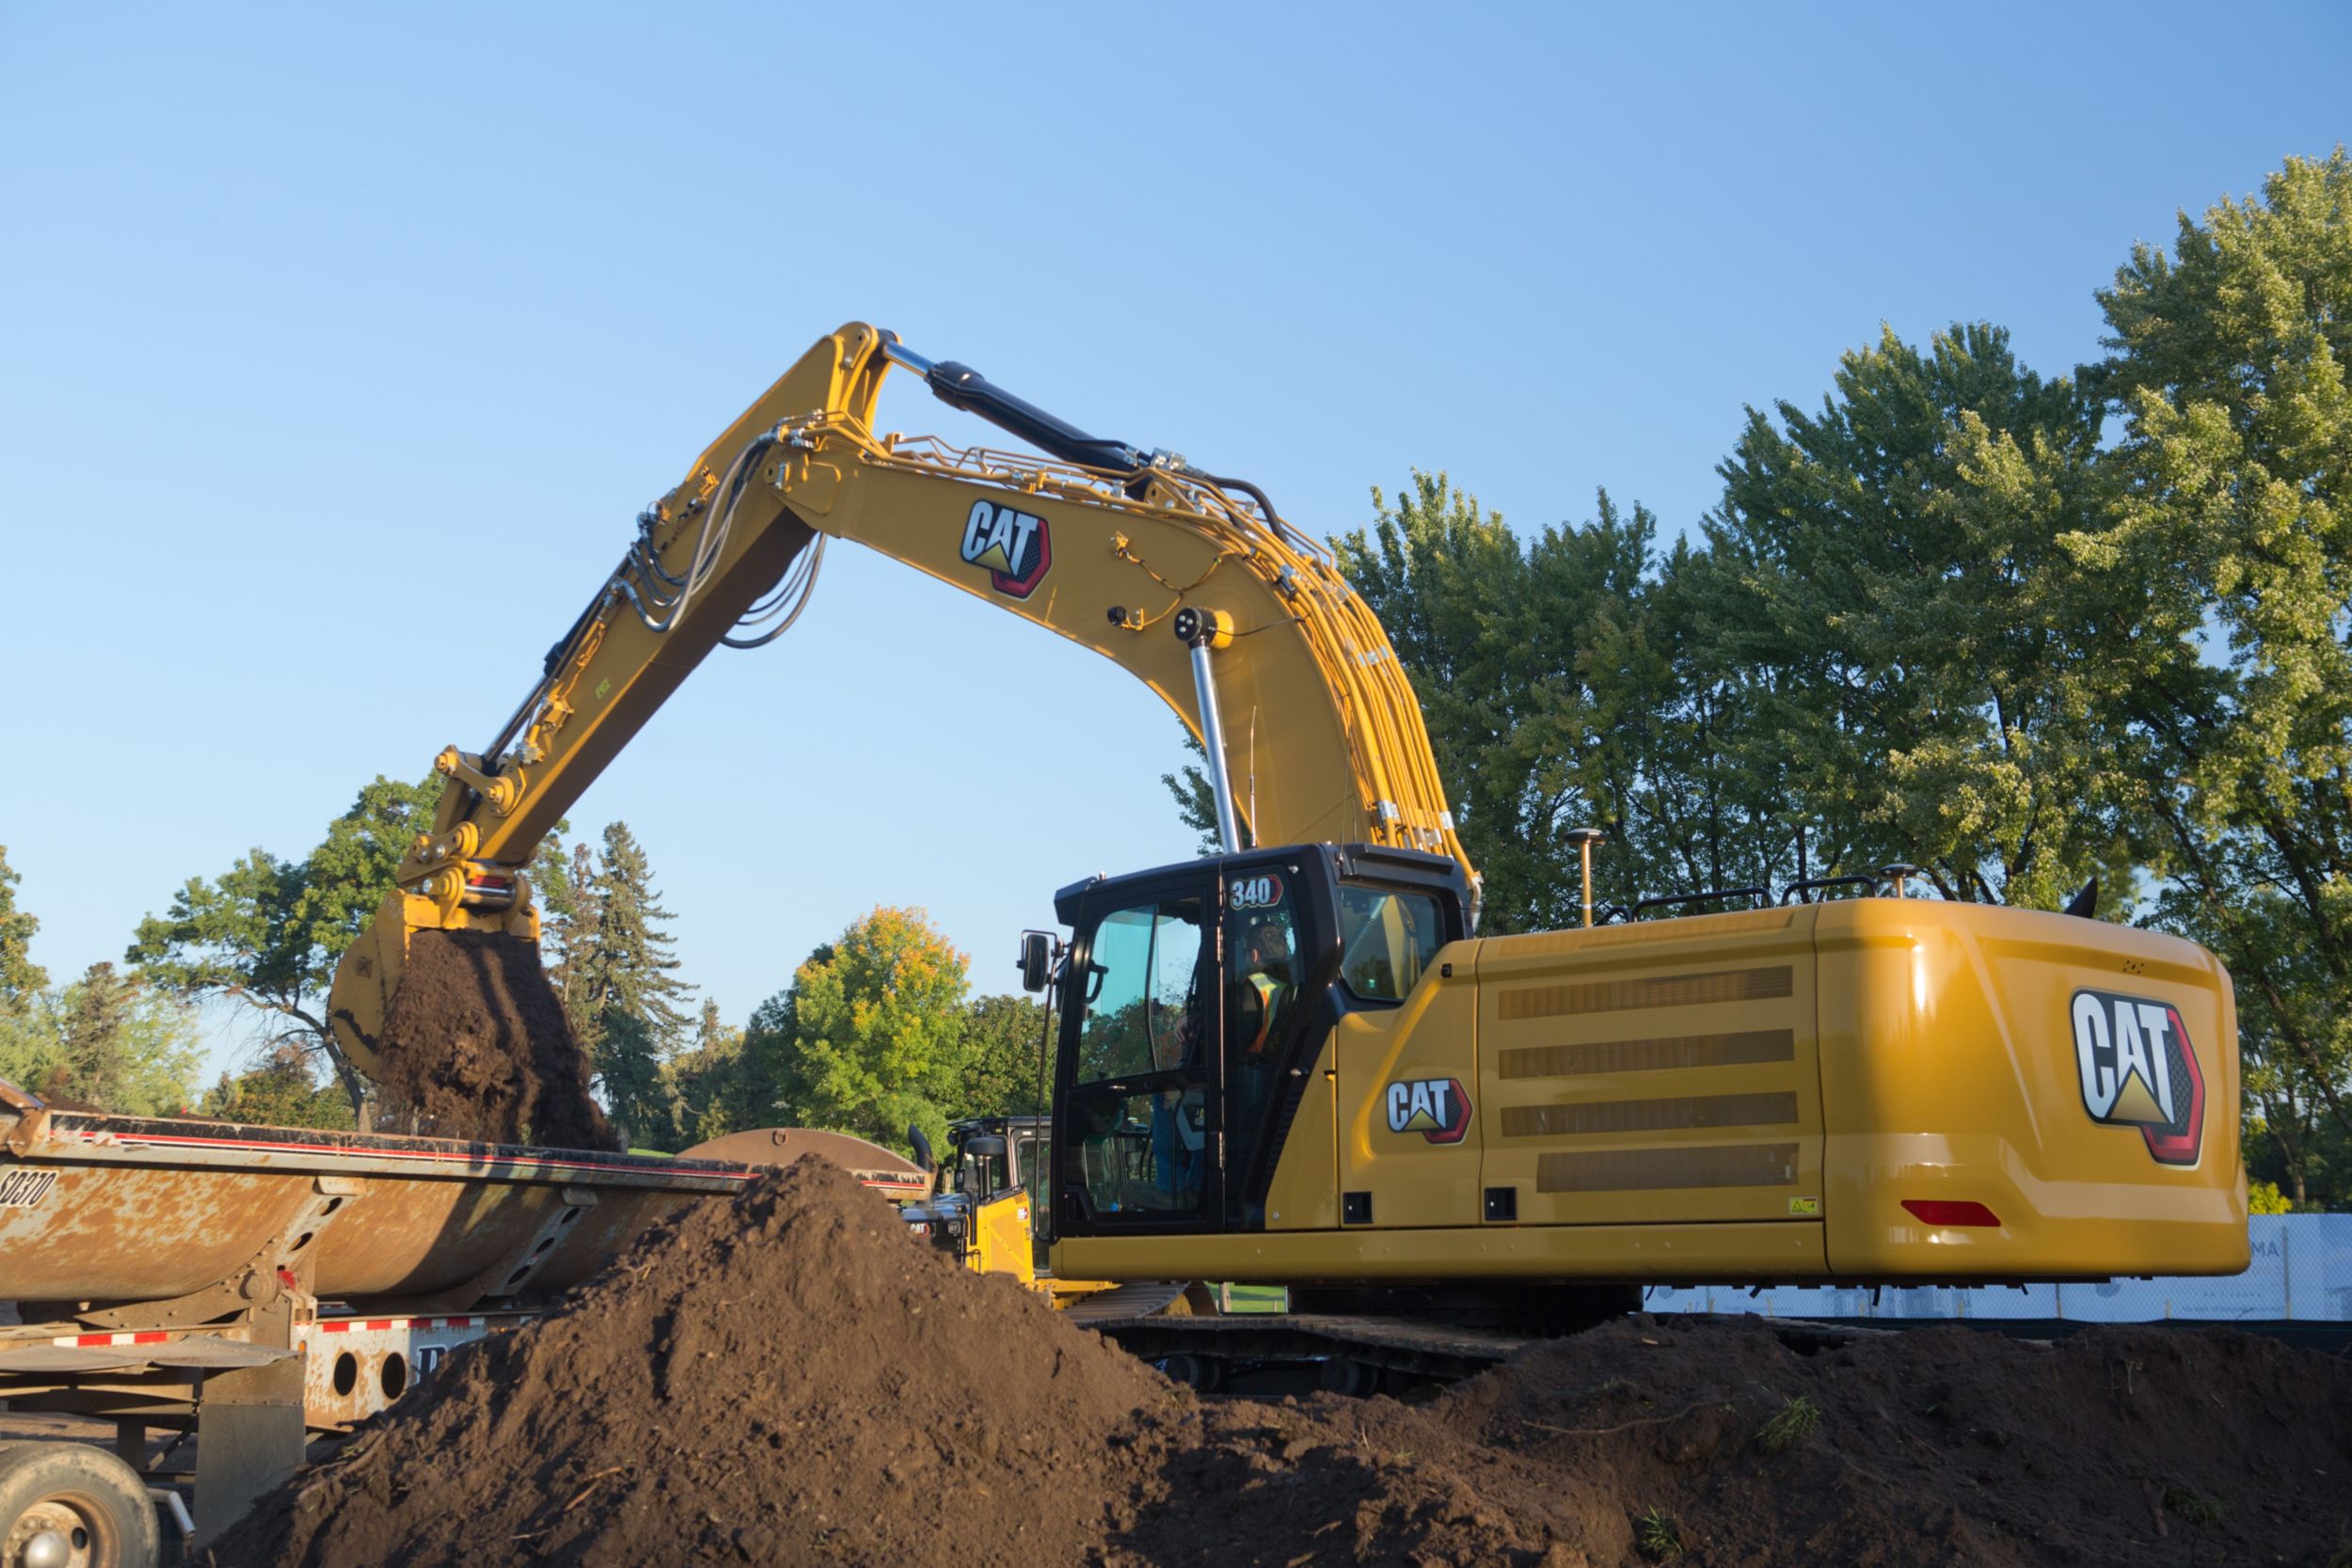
1385, 1077, 1471, 1144
2070, 989, 2205, 1166
960, 499, 1052, 599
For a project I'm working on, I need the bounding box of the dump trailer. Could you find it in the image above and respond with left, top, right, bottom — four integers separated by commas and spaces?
0, 1079, 921, 1562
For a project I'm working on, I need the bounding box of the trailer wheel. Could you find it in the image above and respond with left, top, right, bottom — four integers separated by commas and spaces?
0, 1443, 160, 1568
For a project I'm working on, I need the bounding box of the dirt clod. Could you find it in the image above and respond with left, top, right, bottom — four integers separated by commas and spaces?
215, 1164, 2352, 1567
372, 928, 613, 1149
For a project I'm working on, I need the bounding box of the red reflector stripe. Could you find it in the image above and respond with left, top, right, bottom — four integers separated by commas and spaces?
1901, 1198, 2001, 1227
65, 1332, 171, 1347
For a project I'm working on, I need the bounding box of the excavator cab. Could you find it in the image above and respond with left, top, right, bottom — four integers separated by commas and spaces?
1048, 843, 1467, 1243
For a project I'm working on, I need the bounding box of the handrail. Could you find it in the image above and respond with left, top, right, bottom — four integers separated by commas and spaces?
1631, 886, 1770, 919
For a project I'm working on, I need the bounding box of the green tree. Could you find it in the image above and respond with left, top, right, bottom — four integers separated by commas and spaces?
1334, 474, 1695, 930
127, 774, 443, 1126
198, 1041, 358, 1130
1160, 733, 1235, 857
2076, 149, 2352, 1201
750, 907, 971, 1155
1, 965, 204, 1118
574, 822, 692, 1147
667, 996, 760, 1145
0, 845, 56, 1090
532, 826, 598, 1043
0, 844, 46, 1015
0, 996, 63, 1101
959, 993, 1052, 1117
1697, 321, 2124, 909
49, 962, 202, 1115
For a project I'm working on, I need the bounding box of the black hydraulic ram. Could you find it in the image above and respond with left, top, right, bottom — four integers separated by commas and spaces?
881, 338, 1146, 474
879, 335, 1302, 546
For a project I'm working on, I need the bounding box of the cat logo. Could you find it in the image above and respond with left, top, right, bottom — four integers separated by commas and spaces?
2071, 990, 2205, 1166
960, 499, 1052, 599
1385, 1077, 1471, 1144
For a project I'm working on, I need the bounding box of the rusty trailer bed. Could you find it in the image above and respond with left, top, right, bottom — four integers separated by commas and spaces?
0, 1079, 756, 1545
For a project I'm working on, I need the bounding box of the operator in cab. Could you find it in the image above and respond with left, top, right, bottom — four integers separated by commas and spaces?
1227, 907, 1297, 1162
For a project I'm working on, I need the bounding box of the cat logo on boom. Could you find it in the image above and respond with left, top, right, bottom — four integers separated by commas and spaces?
1385, 1077, 1471, 1144
960, 499, 1052, 599
2070, 989, 2205, 1166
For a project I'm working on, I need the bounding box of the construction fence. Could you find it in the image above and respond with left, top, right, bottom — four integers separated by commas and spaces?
1643, 1214, 2352, 1324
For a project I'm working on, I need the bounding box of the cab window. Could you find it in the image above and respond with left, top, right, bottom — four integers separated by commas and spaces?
957, 1142, 1011, 1200
1065, 894, 1209, 1223
1074, 900, 1202, 1083
1336, 886, 1444, 1002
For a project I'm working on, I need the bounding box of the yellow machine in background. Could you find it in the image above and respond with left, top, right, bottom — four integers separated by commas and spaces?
898, 1117, 1044, 1287
899, 1117, 1124, 1312
326, 323, 2246, 1328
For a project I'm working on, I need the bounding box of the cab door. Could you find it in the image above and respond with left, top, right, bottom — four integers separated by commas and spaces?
1053, 877, 1217, 1235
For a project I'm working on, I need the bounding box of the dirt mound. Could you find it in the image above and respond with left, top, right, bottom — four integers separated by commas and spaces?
372, 928, 613, 1149
216, 1157, 1173, 1568
1124, 1316, 2352, 1567
215, 1163, 2352, 1567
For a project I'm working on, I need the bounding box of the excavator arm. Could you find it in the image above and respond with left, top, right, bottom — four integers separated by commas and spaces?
329, 322, 1471, 1079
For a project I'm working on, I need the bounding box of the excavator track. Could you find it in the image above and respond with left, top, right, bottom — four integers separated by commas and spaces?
1075, 1308, 1907, 1394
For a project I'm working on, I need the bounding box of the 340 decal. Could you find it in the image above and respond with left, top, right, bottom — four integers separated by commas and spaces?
1231, 874, 1285, 910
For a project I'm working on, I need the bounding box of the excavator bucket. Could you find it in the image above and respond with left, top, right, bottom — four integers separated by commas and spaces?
327, 888, 542, 1086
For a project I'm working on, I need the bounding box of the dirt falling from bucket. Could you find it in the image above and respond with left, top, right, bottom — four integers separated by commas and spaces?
371, 928, 614, 1149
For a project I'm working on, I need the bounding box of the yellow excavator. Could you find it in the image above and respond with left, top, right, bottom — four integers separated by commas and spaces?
328, 323, 2247, 1337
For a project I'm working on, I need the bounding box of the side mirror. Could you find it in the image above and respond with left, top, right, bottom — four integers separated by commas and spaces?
965, 1134, 1009, 1159
1018, 930, 1055, 993
908, 1123, 935, 1173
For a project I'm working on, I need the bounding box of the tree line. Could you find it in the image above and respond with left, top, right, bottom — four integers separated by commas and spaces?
526, 820, 1048, 1155
1177, 150, 2352, 1209
2, 795, 1044, 1157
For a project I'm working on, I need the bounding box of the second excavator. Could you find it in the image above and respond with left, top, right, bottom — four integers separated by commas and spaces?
329, 324, 2247, 1328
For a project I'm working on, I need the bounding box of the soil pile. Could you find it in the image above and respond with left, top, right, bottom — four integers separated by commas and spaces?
1122, 1316, 2352, 1567
215, 1160, 2352, 1567
372, 928, 613, 1149
217, 1157, 1173, 1568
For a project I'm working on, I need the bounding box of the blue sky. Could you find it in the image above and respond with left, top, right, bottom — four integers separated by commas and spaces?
3, 3, 2344, 1080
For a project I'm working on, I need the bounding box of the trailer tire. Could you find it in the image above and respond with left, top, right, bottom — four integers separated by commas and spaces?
0, 1442, 160, 1568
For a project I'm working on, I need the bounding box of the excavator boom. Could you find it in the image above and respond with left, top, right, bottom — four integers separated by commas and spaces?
329, 324, 1469, 1077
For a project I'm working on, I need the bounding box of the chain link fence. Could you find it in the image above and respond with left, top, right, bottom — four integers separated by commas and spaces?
1643, 1215, 2352, 1323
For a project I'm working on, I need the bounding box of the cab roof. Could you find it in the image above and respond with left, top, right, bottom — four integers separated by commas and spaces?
1052, 842, 1466, 927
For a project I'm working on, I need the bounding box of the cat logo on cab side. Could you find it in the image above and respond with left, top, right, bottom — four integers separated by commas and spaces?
1385, 1077, 1471, 1144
